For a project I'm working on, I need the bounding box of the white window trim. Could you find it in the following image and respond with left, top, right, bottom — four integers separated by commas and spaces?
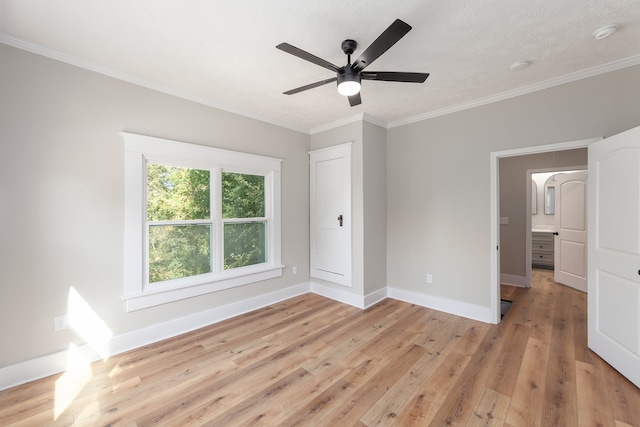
122, 132, 283, 311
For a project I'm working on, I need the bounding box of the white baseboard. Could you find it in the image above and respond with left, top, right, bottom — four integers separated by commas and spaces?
364, 287, 388, 308
308, 281, 387, 309
500, 273, 527, 288
0, 282, 310, 391
310, 280, 366, 309
387, 286, 492, 323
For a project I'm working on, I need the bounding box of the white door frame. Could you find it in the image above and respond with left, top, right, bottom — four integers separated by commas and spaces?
490, 138, 600, 323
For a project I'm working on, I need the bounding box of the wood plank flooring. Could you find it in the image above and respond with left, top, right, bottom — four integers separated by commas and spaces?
1, 269, 639, 426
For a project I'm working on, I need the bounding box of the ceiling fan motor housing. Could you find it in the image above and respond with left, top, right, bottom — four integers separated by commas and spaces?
341, 39, 358, 55
337, 66, 361, 86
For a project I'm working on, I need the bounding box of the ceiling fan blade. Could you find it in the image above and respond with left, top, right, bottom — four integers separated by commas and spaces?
283, 77, 338, 95
361, 71, 429, 83
352, 19, 412, 71
276, 43, 341, 73
348, 92, 361, 107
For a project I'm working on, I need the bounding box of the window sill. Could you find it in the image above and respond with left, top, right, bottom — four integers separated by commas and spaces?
122, 265, 284, 311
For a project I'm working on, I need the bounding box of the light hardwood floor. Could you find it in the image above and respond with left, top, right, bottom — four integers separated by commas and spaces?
1, 269, 639, 426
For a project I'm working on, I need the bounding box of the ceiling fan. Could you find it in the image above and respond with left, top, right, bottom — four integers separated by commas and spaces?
276, 19, 429, 107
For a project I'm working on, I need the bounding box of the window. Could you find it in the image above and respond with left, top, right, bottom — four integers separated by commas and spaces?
221, 172, 267, 270
147, 164, 212, 283
123, 132, 282, 311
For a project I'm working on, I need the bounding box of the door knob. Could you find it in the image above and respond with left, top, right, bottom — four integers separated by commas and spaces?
338, 214, 343, 227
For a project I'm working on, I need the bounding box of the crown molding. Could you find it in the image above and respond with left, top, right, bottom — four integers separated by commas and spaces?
3, 32, 639, 135
309, 112, 388, 135
388, 54, 640, 129
309, 113, 365, 135
362, 113, 388, 129
0, 32, 310, 135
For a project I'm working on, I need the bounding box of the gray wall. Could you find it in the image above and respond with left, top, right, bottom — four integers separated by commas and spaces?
363, 121, 387, 295
0, 44, 310, 367
499, 149, 587, 277
387, 65, 640, 308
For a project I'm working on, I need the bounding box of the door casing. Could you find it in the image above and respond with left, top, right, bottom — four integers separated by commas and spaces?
490, 138, 600, 323
309, 142, 352, 287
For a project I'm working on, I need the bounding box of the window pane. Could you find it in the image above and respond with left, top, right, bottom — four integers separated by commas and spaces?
147, 163, 210, 221
149, 224, 211, 282
224, 222, 266, 269
221, 172, 265, 219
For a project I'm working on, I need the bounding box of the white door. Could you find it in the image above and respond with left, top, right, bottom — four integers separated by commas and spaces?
588, 125, 640, 388
554, 171, 588, 292
309, 143, 352, 286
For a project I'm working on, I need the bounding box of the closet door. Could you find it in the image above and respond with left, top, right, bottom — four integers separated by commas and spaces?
310, 143, 352, 286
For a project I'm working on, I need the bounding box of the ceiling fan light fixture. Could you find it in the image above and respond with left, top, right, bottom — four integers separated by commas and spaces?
337, 71, 361, 96
338, 80, 361, 96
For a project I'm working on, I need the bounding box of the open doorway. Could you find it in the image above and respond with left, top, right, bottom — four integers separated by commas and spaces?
489, 138, 599, 324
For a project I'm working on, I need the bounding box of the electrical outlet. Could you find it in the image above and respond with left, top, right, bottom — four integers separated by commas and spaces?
54, 315, 68, 332
292, 266, 298, 275
426, 274, 433, 284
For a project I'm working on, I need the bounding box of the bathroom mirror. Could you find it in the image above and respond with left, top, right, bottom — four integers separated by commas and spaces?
545, 185, 555, 215
544, 174, 561, 215
531, 179, 538, 214
544, 174, 557, 215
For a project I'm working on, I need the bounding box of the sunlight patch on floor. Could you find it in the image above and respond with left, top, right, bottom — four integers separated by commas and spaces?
54, 343, 92, 420
54, 286, 114, 420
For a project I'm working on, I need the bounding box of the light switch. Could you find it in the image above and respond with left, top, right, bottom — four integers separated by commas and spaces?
500, 217, 509, 225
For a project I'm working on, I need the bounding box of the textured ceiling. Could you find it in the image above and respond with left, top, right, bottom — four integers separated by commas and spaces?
1, 0, 640, 133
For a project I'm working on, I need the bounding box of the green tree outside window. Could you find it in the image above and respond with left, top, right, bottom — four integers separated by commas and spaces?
147, 164, 211, 283
146, 165, 267, 283
222, 172, 267, 270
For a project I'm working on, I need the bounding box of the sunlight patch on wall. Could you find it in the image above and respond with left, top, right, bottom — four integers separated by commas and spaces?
68, 286, 113, 361
54, 343, 92, 420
